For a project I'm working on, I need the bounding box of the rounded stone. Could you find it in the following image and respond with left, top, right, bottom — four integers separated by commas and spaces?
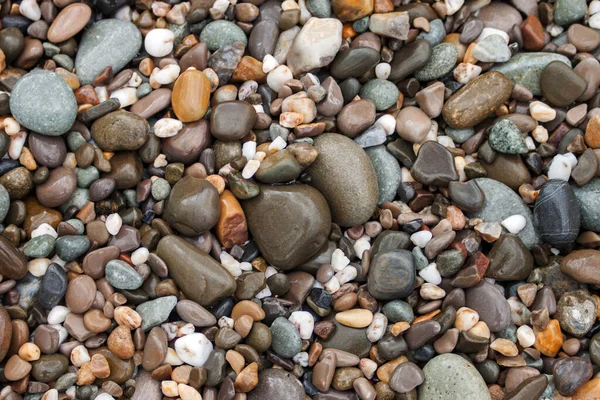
9, 69, 77, 136
368, 250, 415, 301
91, 111, 150, 151
210, 101, 257, 141
418, 354, 490, 400
359, 79, 399, 111
199, 21, 248, 51
35, 167, 77, 208
247, 369, 304, 400
534, 180, 580, 248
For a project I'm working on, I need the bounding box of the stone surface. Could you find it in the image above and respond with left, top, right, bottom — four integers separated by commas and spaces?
366, 145, 401, 205
419, 354, 490, 400
247, 369, 304, 400
92, 111, 150, 151
368, 250, 415, 301
534, 179, 580, 247
286, 17, 342, 76
465, 281, 511, 332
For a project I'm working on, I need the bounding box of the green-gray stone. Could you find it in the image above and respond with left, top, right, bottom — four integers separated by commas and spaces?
60, 188, 90, 213
75, 19, 142, 85
488, 119, 528, 154
366, 145, 401, 204
492, 53, 571, 96
353, 16, 369, 33
199, 21, 248, 51
16, 274, 41, 311
77, 167, 100, 188
105, 260, 144, 290
136, 82, 152, 98
572, 178, 600, 232
382, 300, 414, 323
23, 235, 55, 258
436, 249, 464, 277
0, 183, 9, 222
66, 131, 86, 152
359, 79, 400, 111
137, 295, 178, 330
55, 235, 90, 261
419, 354, 490, 400
52, 54, 73, 71
31, 354, 69, 383
43, 42, 60, 57
55, 372, 77, 391
468, 178, 540, 248
66, 219, 85, 235
412, 246, 429, 271
495, 324, 517, 342
254, 150, 303, 184
320, 317, 371, 358
415, 43, 458, 81
417, 18, 445, 46
554, 0, 586, 26
445, 127, 475, 144
124, 189, 139, 207
270, 317, 302, 358
151, 178, 171, 201
9, 69, 77, 136
306, 0, 331, 18
371, 230, 411, 256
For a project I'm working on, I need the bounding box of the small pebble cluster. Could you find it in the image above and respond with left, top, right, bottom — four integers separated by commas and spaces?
1, 0, 600, 400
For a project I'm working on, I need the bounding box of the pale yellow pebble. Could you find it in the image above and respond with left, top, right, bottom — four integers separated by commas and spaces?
18, 342, 41, 361
161, 380, 178, 397
467, 321, 490, 339
335, 309, 373, 328
490, 338, 519, 357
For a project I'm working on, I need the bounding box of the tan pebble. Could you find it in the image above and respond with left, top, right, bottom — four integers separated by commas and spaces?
113, 306, 142, 329
205, 174, 225, 194
391, 322, 410, 336
413, 16, 430, 32
19, 147, 37, 171
107, 325, 135, 359
90, 353, 111, 379
234, 314, 253, 338
226, 350, 246, 374
77, 362, 96, 385
178, 383, 202, 400
490, 338, 519, 357
376, 356, 407, 383
161, 380, 179, 397
18, 342, 40, 361
70, 345, 91, 367
231, 300, 265, 321
171, 365, 193, 384
335, 309, 373, 328
234, 362, 259, 393
455, 307, 479, 331
467, 321, 490, 339
4, 355, 32, 381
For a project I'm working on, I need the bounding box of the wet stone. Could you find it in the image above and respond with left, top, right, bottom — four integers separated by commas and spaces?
534, 179, 580, 247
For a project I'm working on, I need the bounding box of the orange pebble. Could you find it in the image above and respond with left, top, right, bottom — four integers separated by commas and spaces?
534, 319, 563, 357
342, 24, 357, 40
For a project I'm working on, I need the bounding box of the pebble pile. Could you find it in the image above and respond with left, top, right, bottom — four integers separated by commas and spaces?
0, 0, 600, 399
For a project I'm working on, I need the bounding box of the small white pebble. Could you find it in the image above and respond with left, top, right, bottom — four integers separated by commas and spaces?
375, 63, 391, 80
254, 151, 267, 162
516, 325, 536, 348
293, 352, 309, 367
267, 65, 293, 92
220, 251, 242, 277
47, 306, 70, 325
331, 248, 350, 272
335, 265, 357, 285
532, 125, 548, 143
95, 86, 109, 102
375, 114, 396, 136
411, 231, 432, 248
529, 101, 556, 122
174, 333, 213, 367
445, 0, 464, 15
268, 136, 287, 152
145, 28, 175, 57
154, 118, 183, 138
94, 394, 114, 400
477, 27, 509, 43
262, 54, 279, 74
151, 64, 181, 87
419, 263, 442, 285
9, 131, 26, 160
218, 316, 234, 329
242, 159, 261, 179
501, 215, 526, 234
323, 276, 340, 293
242, 141, 257, 161
564, 152, 578, 168
161, 381, 179, 397
110, 87, 138, 108
3, 117, 20, 136
28, 258, 51, 277
289, 311, 314, 339
590, 0, 600, 15
353, 236, 371, 260
70, 345, 90, 367
265, 266, 278, 278
127, 72, 143, 88
591, 12, 600, 29
255, 285, 272, 299
31, 223, 58, 239
165, 347, 184, 366
547, 154, 572, 181
367, 312, 387, 343
131, 247, 150, 265
177, 384, 201, 400
239, 261, 252, 271
105, 213, 123, 236
154, 154, 168, 168
420, 283, 446, 300
212, 0, 229, 13
455, 307, 480, 331
20, 0, 41, 21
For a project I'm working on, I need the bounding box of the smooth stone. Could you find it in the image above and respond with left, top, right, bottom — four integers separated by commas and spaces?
163, 176, 220, 236
0, 305, 11, 362
477, 2, 523, 32
560, 249, 600, 284
162, 120, 211, 165
412, 141, 459, 187
320, 317, 371, 358
55, 235, 90, 261
23, 235, 55, 258
330, 47, 380, 80
414, 43, 457, 81
465, 281, 511, 332
104, 151, 143, 190
554, 0, 586, 26
540, 61, 586, 107
368, 250, 415, 300
157, 235, 236, 307
9, 69, 77, 136
28, 133, 67, 168
176, 300, 216, 327
482, 154, 531, 191
488, 119, 528, 154
419, 354, 490, 400
105, 260, 144, 290
38, 263, 67, 309
442, 71, 513, 129
211, 101, 256, 141
572, 178, 600, 232
359, 79, 399, 111
0, 166, 33, 199
307, 133, 378, 227
556, 290, 597, 337
75, 19, 142, 85
286, 17, 342, 76
248, 20, 278, 60
199, 21, 247, 51
505, 375, 548, 400
468, 178, 539, 248
382, 300, 414, 323
254, 150, 302, 184
247, 369, 304, 400
31, 354, 68, 383
136, 295, 177, 331
35, 166, 76, 208
242, 184, 331, 270
0, 235, 28, 279
492, 53, 571, 96
534, 179, 580, 247
417, 18, 445, 46
366, 145, 401, 205
553, 356, 593, 396
270, 317, 302, 358
142, 327, 167, 371
473, 34, 511, 62
130, 370, 161, 400
0, 183, 8, 223
91, 111, 150, 151
486, 234, 533, 281
389, 39, 432, 82
89, 347, 135, 384
448, 181, 485, 212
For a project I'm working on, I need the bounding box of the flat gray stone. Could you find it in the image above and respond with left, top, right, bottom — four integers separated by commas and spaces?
75, 19, 142, 85
9, 69, 77, 136
366, 145, 401, 204
419, 354, 491, 400
572, 178, 600, 232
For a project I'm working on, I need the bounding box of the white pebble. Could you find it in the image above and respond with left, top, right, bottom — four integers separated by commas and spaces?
161, 381, 178, 397
177, 384, 201, 400
564, 152, 578, 168
151, 64, 181, 87
267, 65, 293, 92
114, 5, 132, 20
359, 358, 377, 379
42, 389, 58, 400
218, 316, 234, 329
288, 311, 314, 339
293, 352, 309, 367
165, 347, 184, 366
591, 12, 600, 29
375, 63, 391, 80
105, 213, 123, 236
335, 265, 357, 285
268, 136, 287, 152
455, 307, 480, 331
31, 223, 58, 239
547, 23, 564, 37
501, 215, 526, 234
20, 0, 41, 21
264, 266, 278, 279
262, 54, 279, 74
253, 104, 265, 114
154, 154, 168, 168
9, 131, 26, 160
255, 285, 272, 299
94, 394, 115, 400
516, 325, 536, 348
455, 156, 467, 182
145, 28, 175, 57
375, 114, 396, 136
242, 141, 257, 161
212, 0, 229, 13
110, 87, 138, 108
419, 263, 442, 285
28, 258, 52, 277
254, 151, 267, 161
410, 230, 432, 248
353, 236, 371, 260
52, 324, 68, 345
547, 154, 572, 181
239, 261, 252, 271
47, 306, 70, 325
331, 248, 350, 272
323, 276, 340, 293
131, 247, 150, 265
529, 101, 556, 122
453, 62, 482, 84
437, 135, 455, 149
477, 27, 509, 43
95, 86, 109, 102
366, 312, 387, 343
445, 0, 464, 15
238, 80, 258, 101
3, 117, 20, 136
70, 345, 90, 367
532, 125, 548, 143
220, 251, 243, 277
242, 159, 261, 179
127, 72, 143, 88
590, 0, 600, 15
174, 333, 213, 367
154, 118, 183, 138
420, 283, 446, 300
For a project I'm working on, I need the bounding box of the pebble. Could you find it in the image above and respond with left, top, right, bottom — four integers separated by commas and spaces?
418, 354, 490, 399
368, 250, 415, 300
287, 18, 342, 76
415, 43, 458, 81
174, 333, 213, 367
366, 146, 401, 204
199, 21, 248, 51
540, 61, 586, 107
9, 69, 77, 136
270, 317, 301, 358
533, 180, 580, 247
